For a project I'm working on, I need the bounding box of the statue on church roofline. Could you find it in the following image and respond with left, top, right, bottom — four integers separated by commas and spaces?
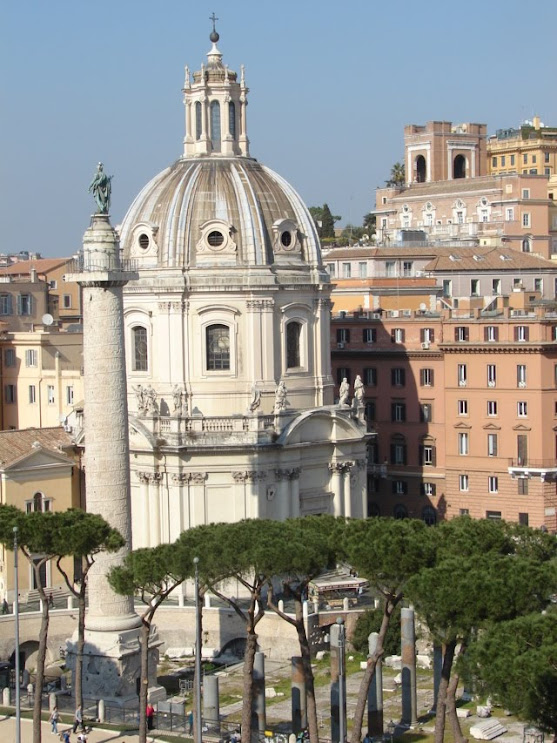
88, 162, 113, 214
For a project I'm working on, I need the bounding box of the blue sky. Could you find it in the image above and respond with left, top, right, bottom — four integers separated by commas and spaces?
1, 0, 556, 257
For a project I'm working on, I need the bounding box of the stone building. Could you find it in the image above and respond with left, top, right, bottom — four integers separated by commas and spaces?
94, 29, 369, 546
488, 115, 557, 178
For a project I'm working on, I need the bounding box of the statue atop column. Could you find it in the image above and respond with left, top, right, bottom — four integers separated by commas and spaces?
88, 162, 113, 214
338, 377, 350, 406
353, 375, 365, 406
274, 381, 288, 413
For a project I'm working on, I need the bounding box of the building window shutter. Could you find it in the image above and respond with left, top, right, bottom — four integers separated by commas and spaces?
432, 446, 437, 466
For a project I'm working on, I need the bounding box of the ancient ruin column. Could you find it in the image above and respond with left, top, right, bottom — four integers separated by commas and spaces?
401, 607, 418, 726
291, 656, 307, 733
432, 644, 442, 713
367, 632, 384, 736
252, 651, 266, 733
203, 674, 220, 731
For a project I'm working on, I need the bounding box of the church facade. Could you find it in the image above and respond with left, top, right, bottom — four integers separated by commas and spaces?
113, 30, 368, 546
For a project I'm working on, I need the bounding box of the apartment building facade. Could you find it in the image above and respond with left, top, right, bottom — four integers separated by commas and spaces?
331, 306, 557, 532
488, 116, 557, 178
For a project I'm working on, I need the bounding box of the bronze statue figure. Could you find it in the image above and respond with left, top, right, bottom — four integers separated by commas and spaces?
89, 162, 113, 214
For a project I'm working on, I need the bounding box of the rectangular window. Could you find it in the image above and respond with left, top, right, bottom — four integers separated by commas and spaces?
517, 401, 528, 417
458, 432, 469, 456
484, 326, 498, 342
458, 364, 467, 386
488, 476, 499, 494
522, 213, 531, 228
421, 482, 436, 496
25, 349, 38, 367
364, 367, 377, 386
523, 156, 528, 167
420, 368, 434, 387
63, 294, 72, 309
455, 326, 469, 342
421, 445, 435, 466
391, 328, 405, 343
532, 155, 537, 164
505, 207, 514, 221
518, 479, 529, 495
391, 442, 407, 465
391, 402, 406, 423
4, 348, 15, 367
493, 278, 501, 294
443, 279, 452, 297
403, 261, 413, 277
471, 279, 480, 296
365, 401, 376, 422
459, 474, 469, 492
342, 263, 351, 278
545, 152, 550, 163
391, 368, 406, 387
420, 403, 432, 422
510, 154, 515, 166
385, 261, 395, 277
458, 399, 468, 416
28, 385, 36, 404
420, 328, 435, 344
534, 278, 543, 293
487, 400, 498, 417
66, 386, 74, 405
358, 262, 367, 279
487, 433, 498, 457
487, 364, 497, 387
501, 156, 506, 167
336, 367, 351, 385
336, 328, 350, 345
17, 294, 33, 316
492, 156, 497, 167
327, 263, 336, 277
514, 325, 529, 342
4, 384, 16, 404
517, 365, 527, 387
486, 510, 502, 519
47, 385, 55, 405
0, 294, 13, 315
392, 480, 408, 495
518, 512, 529, 526
363, 328, 376, 344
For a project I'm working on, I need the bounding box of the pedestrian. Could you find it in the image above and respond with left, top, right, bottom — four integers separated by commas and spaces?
73, 704, 84, 733
50, 705, 59, 734
187, 710, 194, 734
77, 734, 88, 743
48, 593, 54, 608
1, 597, 8, 614
59, 732, 70, 743
146, 701, 155, 730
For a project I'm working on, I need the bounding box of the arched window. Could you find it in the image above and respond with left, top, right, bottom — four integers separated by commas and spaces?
522, 238, 531, 253
210, 101, 221, 151
229, 101, 236, 138
206, 324, 230, 370
454, 154, 466, 179
286, 321, 302, 368
415, 155, 426, 183
132, 326, 148, 372
393, 504, 408, 520
422, 505, 437, 526
27, 492, 51, 513
195, 101, 202, 141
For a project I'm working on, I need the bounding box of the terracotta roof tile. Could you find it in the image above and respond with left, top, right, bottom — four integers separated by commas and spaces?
0, 427, 74, 468
0, 259, 70, 276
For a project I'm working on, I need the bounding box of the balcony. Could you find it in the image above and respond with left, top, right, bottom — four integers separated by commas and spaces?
508, 459, 557, 481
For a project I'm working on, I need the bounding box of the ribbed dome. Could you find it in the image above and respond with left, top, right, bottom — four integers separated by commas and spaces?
119, 157, 322, 270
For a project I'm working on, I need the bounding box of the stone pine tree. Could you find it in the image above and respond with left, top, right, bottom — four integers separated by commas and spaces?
266, 516, 340, 743
55, 509, 125, 712
466, 612, 557, 739
0, 505, 62, 743
109, 543, 192, 743
406, 553, 555, 743
343, 518, 437, 743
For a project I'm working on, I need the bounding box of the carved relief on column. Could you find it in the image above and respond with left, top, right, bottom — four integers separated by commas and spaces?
232, 471, 267, 483
157, 301, 185, 313
246, 299, 274, 312
172, 473, 192, 484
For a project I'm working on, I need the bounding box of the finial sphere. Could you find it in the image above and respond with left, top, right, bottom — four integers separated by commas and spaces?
210, 30, 219, 43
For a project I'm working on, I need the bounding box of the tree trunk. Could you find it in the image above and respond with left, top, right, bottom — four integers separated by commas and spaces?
241, 629, 258, 743
75, 590, 86, 712
33, 572, 50, 743
446, 669, 468, 743
350, 601, 394, 743
138, 620, 151, 743
293, 597, 319, 743
434, 640, 456, 743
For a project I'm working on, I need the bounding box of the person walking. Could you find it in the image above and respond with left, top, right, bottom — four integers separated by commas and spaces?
50, 705, 59, 734
73, 704, 84, 733
146, 702, 155, 730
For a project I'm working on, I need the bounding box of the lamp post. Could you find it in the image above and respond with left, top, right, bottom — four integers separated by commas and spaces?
386, 719, 395, 743
336, 617, 346, 743
193, 557, 202, 743
13, 526, 21, 743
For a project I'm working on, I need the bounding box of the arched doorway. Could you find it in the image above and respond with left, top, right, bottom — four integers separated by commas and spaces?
415, 155, 426, 183
453, 154, 466, 179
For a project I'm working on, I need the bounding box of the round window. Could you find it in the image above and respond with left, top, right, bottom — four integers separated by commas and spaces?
207, 231, 225, 247
280, 231, 292, 247
138, 233, 150, 250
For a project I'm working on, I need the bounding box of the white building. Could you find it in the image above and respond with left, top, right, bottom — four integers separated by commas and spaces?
114, 28, 368, 545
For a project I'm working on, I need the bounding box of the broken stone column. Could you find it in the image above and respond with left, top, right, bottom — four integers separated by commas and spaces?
330, 620, 346, 743
367, 632, 383, 736
401, 607, 418, 726
432, 644, 442, 712
203, 674, 220, 732
291, 656, 307, 733
252, 651, 266, 733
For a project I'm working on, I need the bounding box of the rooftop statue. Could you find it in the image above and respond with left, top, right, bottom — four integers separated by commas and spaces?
89, 162, 113, 214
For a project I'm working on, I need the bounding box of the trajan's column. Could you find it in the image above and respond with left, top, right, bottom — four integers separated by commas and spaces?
65, 165, 160, 700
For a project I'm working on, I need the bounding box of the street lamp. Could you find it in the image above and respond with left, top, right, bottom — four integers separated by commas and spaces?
386, 719, 395, 743
336, 617, 346, 743
193, 557, 202, 743
13, 526, 21, 743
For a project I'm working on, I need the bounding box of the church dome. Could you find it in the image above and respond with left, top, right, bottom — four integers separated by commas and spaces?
119, 31, 322, 271
119, 156, 322, 269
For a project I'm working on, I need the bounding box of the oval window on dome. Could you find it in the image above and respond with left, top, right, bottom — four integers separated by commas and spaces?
280, 231, 292, 248
207, 231, 225, 248
138, 233, 150, 250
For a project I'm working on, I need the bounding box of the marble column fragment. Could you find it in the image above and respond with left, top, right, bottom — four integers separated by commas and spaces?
291, 656, 307, 733
367, 632, 383, 736
401, 607, 418, 726
252, 651, 266, 733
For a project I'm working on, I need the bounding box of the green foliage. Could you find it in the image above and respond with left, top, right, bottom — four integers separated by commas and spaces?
363, 212, 376, 235
351, 603, 402, 656
109, 543, 184, 599
321, 204, 339, 238
467, 612, 557, 734
385, 162, 405, 187
341, 225, 365, 242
